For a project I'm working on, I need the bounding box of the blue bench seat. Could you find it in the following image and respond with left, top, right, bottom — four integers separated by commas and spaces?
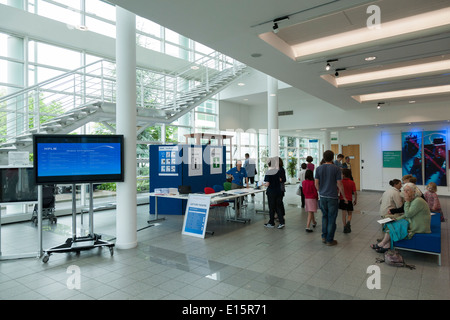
393, 213, 442, 265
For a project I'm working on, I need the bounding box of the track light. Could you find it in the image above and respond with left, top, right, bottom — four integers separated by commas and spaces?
272, 15, 289, 34
273, 22, 279, 33
334, 68, 346, 77
377, 102, 384, 109
325, 59, 338, 71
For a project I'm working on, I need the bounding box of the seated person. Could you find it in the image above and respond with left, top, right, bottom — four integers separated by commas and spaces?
379, 179, 403, 218
371, 183, 431, 253
388, 174, 423, 215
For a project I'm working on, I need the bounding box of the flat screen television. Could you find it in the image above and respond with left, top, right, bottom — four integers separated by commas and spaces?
0, 166, 38, 203
33, 134, 124, 185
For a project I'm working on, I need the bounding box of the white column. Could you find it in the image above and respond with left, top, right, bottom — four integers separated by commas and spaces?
267, 76, 279, 157
115, 7, 137, 250
323, 130, 331, 151
6, 0, 24, 214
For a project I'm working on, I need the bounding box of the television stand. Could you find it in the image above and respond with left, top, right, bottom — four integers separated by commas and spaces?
42, 183, 114, 263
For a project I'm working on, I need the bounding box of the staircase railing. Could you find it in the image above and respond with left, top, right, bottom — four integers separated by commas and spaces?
0, 51, 246, 143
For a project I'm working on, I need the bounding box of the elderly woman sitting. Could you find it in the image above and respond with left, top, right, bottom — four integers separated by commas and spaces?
371, 182, 431, 253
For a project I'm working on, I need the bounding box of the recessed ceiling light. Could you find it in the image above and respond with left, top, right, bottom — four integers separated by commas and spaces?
76, 25, 88, 31
353, 85, 450, 103
365, 56, 377, 61
347, 126, 355, 129
409, 100, 416, 103
238, 82, 245, 86
270, 93, 276, 97
190, 66, 200, 70
289, 7, 450, 61
328, 59, 450, 87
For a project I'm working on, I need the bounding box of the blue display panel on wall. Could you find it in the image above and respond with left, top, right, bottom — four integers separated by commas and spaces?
401, 131, 447, 186
149, 144, 226, 215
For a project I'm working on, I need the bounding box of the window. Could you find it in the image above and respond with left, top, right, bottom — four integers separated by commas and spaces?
35, 42, 81, 70
85, 0, 116, 22
85, 16, 116, 38
36, 0, 80, 26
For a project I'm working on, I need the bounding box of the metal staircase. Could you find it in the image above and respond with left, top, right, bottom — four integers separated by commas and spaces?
0, 52, 248, 156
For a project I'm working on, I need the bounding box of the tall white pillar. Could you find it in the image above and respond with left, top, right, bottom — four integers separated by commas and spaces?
323, 130, 331, 152
115, 7, 137, 250
267, 76, 279, 157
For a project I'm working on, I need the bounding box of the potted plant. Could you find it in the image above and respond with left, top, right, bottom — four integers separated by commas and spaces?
287, 156, 298, 184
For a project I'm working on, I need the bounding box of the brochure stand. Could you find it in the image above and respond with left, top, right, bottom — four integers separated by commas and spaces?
42, 183, 114, 263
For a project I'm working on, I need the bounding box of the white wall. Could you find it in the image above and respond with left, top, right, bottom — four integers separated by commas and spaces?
219, 100, 250, 131
338, 124, 450, 196
220, 100, 450, 196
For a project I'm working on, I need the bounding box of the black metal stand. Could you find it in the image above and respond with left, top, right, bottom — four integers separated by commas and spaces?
42, 183, 114, 263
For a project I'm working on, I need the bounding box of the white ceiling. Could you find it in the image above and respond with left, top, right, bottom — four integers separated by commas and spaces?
107, 0, 450, 134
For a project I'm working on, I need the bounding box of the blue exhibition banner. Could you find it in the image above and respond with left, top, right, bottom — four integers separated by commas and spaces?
182, 194, 211, 238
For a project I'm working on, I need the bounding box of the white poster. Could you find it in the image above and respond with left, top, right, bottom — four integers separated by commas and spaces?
210, 147, 222, 175
182, 194, 211, 238
158, 145, 180, 176
188, 147, 202, 176
8, 151, 30, 166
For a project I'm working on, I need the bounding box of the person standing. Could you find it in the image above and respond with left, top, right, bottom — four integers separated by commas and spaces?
263, 157, 285, 229
226, 160, 248, 215
315, 150, 347, 246
306, 156, 315, 172
342, 156, 351, 170
303, 169, 318, 232
339, 168, 357, 233
243, 153, 257, 185
278, 157, 287, 220
334, 154, 344, 168
297, 163, 307, 208
226, 160, 248, 189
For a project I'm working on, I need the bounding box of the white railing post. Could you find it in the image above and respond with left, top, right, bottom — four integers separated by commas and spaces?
101, 60, 105, 102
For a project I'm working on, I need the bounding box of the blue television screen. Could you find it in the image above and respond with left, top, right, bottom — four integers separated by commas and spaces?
33, 134, 124, 184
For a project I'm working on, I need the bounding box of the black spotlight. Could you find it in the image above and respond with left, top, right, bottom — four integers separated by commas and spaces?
273, 22, 279, 33
334, 68, 346, 77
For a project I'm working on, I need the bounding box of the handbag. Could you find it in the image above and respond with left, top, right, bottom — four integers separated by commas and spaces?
296, 186, 301, 196
376, 250, 415, 270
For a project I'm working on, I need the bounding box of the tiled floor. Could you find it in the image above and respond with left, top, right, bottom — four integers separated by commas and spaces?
0, 185, 449, 300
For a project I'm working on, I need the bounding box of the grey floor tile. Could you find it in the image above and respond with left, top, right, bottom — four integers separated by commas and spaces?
0, 188, 449, 301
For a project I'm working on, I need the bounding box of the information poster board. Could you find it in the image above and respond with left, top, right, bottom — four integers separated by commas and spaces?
401, 132, 422, 185
182, 194, 211, 238
209, 146, 222, 175
188, 146, 202, 177
423, 130, 447, 186
158, 145, 179, 176
383, 151, 401, 168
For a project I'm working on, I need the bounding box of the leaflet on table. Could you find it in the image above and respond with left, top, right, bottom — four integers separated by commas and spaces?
158, 146, 180, 176
154, 187, 179, 195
